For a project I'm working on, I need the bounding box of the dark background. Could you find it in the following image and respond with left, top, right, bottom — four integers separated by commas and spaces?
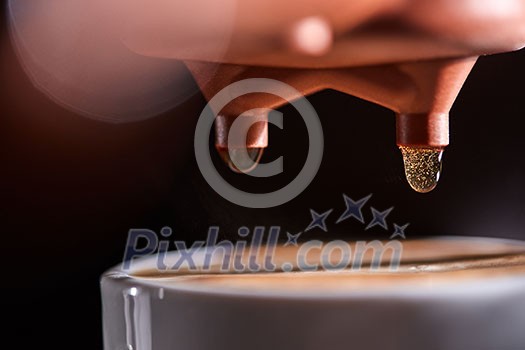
2, 4, 525, 350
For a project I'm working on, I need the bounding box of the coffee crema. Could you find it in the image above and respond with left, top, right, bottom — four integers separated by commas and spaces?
127, 237, 525, 295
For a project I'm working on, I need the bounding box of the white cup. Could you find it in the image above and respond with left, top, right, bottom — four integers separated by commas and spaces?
101, 236, 525, 350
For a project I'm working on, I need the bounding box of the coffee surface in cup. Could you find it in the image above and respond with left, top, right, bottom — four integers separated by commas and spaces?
128, 237, 525, 295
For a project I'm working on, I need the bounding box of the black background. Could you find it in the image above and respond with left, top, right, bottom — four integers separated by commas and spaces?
2, 3, 525, 350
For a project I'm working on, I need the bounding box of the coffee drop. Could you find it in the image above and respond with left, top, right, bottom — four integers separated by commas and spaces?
218, 148, 264, 173
399, 146, 443, 193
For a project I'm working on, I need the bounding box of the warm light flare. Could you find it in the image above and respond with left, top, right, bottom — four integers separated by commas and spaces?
7, 0, 198, 122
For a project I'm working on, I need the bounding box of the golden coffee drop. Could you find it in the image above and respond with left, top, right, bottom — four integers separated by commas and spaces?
399, 146, 443, 193
218, 148, 264, 173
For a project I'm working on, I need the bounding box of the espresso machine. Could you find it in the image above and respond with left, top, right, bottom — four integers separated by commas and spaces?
120, 0, 525, 193
5, 1, 525, 350
9, 0, 525, 194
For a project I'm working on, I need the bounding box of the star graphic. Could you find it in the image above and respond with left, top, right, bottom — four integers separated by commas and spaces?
365, 207, 394, 231
390, 223, 409, 239
336, 193, 373, 224
285, 232, 302, 246
305, 209, 333, 232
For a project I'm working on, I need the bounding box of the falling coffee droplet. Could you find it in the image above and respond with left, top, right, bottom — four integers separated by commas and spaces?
399, 146, 444, 193
218, 148, 264, 174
